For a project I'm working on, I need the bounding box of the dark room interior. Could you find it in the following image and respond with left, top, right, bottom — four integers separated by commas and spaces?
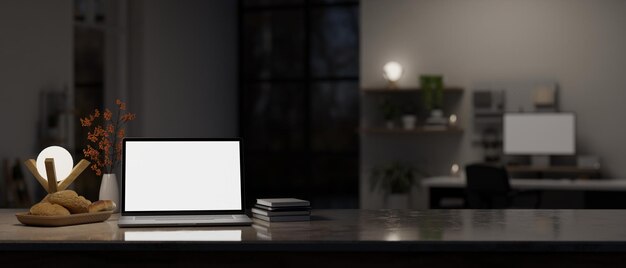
1, 0, 626, 266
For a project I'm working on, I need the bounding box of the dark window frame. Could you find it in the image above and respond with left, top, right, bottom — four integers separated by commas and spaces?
238, 0, 359, 208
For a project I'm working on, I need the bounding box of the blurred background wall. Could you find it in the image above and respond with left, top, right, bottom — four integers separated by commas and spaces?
0, 0, 73, 161
127, 0, 238, 138
360, 0, 626, 208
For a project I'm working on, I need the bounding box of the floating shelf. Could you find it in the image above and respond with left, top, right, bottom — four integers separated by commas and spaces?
506, 166, 600, 174
359, 127, 464, 134
361, 87, 464, 93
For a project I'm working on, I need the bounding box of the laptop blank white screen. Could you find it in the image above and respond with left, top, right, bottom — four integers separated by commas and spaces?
124, 141, 242, 212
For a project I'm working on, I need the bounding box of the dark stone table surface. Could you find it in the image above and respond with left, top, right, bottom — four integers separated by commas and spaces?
3, 209, 626, 252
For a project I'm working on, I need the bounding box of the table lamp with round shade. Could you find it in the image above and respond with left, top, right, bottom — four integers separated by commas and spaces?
383, 61, 403, 89
24, 146, 90, 193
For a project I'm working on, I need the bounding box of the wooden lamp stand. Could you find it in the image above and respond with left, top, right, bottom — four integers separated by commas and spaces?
24, 159, 90, 194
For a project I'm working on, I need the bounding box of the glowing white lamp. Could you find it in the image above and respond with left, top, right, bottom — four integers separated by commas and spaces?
382, 61, 403, 89
449, 114, 458, 126
24, 146, 90, 193
451, 163, 460, 176
36, 146, 73, 182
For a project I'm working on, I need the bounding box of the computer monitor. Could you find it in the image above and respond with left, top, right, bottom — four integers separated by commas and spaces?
503, 113, 575, 156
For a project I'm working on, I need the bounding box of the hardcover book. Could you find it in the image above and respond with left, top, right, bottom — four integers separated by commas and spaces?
253, 214, 311, 222
254, 204, 311, 211
251, 208, 311, 217
256, 198, 310, 207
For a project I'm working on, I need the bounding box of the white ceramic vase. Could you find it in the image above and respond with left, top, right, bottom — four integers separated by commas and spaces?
100, 173, 119, 212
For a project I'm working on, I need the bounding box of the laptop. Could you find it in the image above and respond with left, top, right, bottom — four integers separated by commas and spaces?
118, 138, 252, 227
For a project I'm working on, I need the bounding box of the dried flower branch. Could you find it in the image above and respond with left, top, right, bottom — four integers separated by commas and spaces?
80, 99, 136, 176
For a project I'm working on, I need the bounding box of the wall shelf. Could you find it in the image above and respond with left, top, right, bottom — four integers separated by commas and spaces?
359, 127, 464, 134
506, 166, 600, 174
361, 87, 464, 93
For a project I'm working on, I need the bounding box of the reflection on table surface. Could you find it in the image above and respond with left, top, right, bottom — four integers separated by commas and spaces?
5, 209, 626, 243
124, 230, 242, 241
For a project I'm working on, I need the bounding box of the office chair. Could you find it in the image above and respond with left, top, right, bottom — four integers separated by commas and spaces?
465, 163, 541, 209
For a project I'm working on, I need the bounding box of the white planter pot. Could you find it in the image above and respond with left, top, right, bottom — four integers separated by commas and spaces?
386, 193, 410, 209
99, 173, 119, 212
385, 121, 395, 129
401, 115, 417, 130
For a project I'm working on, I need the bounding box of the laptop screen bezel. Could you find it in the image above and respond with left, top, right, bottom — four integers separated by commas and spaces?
121, 137, 246, 216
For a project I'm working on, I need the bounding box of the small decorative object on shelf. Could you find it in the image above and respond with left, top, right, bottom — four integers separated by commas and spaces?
80, 99, 136, 211
449, 114, 458, 127
382, 61, 403, 89
401, 114, 417, 130
421, 75, 444, 112
401, 105, 417, 130
379, 98, 399, 129
421, 75, 447, 130
450, 163, 461, 176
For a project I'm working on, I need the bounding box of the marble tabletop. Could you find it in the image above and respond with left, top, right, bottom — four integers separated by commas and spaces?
422, 176, 626, 191
2, 209, 626, 252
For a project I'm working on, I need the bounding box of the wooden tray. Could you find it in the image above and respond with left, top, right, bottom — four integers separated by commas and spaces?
16, 211, 114, 227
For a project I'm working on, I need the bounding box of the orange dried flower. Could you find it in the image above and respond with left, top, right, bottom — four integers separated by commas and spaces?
121, 112, 136, 122
117, 128, 125, 139
116, 99, 127, 110
104, 109, 112, 121
90, 164, 102, 176
80, 110, 101, 127
115, 140, 123, 161
80, 117, 91, 127
87, 132, 98, 142
81, 99, 135, 176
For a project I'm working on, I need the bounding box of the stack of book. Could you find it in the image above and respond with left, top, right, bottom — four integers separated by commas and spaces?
252, 198, 311, 222
424, 114, 448, 130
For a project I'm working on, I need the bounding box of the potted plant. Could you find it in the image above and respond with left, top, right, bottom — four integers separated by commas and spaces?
379, 98, 399, 129
370, 162, 427, 208
421, 75, 444, 120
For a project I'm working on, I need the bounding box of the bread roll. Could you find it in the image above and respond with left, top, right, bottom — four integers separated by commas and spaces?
30, 202, 70, 216
40, 194, 50, 203
88, 200, 117, 213
48, 190, 92, 214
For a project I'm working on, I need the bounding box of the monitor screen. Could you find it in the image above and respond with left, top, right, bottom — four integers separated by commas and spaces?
123, 139, 242, 212
503, 113, 575, 155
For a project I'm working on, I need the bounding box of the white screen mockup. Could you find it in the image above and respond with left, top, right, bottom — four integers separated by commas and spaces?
124, 141, 242, 212
504, 113, 575, 155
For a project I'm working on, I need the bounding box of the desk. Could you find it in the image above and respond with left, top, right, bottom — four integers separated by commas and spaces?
422, 177, 626, 208
506, 165, 601, 178
3, 209, 626, 266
